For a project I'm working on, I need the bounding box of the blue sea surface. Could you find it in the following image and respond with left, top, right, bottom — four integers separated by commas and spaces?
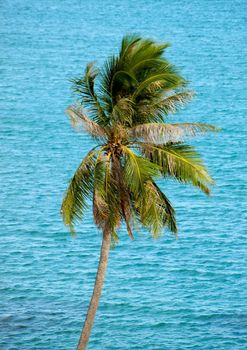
1, 0, 246, 349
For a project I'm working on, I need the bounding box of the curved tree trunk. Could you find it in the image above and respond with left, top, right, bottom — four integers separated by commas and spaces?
77, 227, 111, 350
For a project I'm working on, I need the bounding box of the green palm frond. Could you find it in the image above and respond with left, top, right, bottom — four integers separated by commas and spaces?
66, 105, 108, 140
129, 122, 219, 144
71, 62, 107, 125
61, 148, 102, 232
133, 98, 166, 124
100, 56, 119, 112
119, 35, 170, 72
131, 57, 168, 75
93, 153, 110, 229
111, 97, 134, 126
139, 143, 214, 194
111, 154, 134, 239
93, 151, 122, 235
103, 153, 122, 235
130, 91, 193, 125
120, 34, 141, 58
134, 180, 177, 237
122, 146, 161, 195
132, 72, 186, 100
152, 182, 177, 234
110, 71, 137, 98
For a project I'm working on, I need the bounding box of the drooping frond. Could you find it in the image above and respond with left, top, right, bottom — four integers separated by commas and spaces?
103, 153, 122, 237
66, 105, 108, 140
71, 62, 107, 125
93, 153, 110, 228
152, 182, 177, 234
111, 154, 134, 239
139, 143, 214, 194
122, 146, 161, 195
91, 151, 122, 238
129, 122, 219, 144
133, 180, 177, 237
61, 148, 102, 232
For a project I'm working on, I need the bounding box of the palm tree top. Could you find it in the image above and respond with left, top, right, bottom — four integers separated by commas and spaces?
61, 34, 219, 240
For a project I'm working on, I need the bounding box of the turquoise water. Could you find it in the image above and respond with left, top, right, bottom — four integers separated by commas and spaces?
1, 0, 246, 349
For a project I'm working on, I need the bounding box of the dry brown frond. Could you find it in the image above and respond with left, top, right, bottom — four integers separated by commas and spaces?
129, 122, 219, 144
66, 105, 108, 139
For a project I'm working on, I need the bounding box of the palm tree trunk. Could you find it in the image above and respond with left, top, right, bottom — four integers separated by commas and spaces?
77, 226, 111, 350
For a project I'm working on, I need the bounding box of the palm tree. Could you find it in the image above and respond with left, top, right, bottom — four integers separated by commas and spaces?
61, 35, 218, 349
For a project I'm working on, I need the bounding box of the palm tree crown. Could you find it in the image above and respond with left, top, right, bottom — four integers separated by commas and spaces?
61, 34, 218, 240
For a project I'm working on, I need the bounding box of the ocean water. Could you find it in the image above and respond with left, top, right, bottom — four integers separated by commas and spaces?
1, 0, 246, 349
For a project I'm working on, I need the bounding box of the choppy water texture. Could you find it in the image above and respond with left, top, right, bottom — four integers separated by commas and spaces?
1, 1, 246, 349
